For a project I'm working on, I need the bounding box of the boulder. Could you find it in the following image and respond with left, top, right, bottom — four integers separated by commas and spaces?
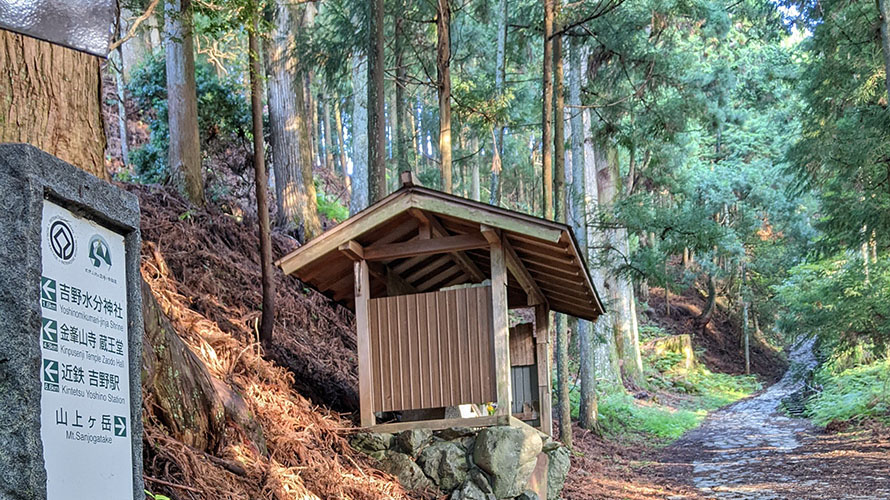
468, 468, 495, 494
541, 439, 561, 453
516, 492, 540, 500
473, 426, 543, 498
350, 432, 393, 454
545, 445, 571, 500
450, 480, 496, 500
379, 451, 433, 491
418, 441, 469, 491
395, 428, 433, 457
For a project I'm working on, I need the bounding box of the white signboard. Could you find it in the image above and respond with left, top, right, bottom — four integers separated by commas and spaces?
40, 200, 134, 499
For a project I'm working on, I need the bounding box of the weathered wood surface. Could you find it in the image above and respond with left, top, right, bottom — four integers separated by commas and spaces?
354, 259, 376, 427
363, 232, 488, 261
510, 323, 536, 366
0, 29, 106, 179
491, 237, 512, 417
368, 286, 496, 412
368, 414, 508, 434
535, 304, 553, 436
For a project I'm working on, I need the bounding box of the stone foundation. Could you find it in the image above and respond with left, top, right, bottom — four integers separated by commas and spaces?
351, 424, 570, 500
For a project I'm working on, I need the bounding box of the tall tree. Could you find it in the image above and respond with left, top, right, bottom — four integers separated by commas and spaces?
266, 0, 321, 238
247, 7, 275, 346
368, 0, 386, 202
394, 16, 413, 174
585, 119, 622, 390
351, 51, 370, 214
542, 0, 554, 220
568, 38, 598, 431
334, 99, 350, 194
552, 4, 571, 449
322, 95, 335, 173
0, 30, 107, 179
164, 0, 204, 206
490, 0, 508, 205
880, 0, 890, 103
597, 147, 644, 386
437, 0, 453, 193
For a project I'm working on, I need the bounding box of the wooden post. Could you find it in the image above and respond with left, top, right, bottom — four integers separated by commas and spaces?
354, 259, 376, 427
490, 235, 512, 418
535, 304, 553, 436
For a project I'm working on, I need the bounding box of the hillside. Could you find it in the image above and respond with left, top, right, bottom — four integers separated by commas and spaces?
132, 184, 418, 499
644, 287, 787, 383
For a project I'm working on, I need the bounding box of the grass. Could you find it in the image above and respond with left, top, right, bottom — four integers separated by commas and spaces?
570, 330, 762, 446
806, 360, 890, 427
596, 391, 707, 443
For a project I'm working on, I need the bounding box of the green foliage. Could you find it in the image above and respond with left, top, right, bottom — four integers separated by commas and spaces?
315, 184, 349, 222
806, 360, 890, 427
145, 490, 171, 500
127, 53, 252, 183
638, 324, 668, 341
686, 369, 761, 408
786, 0, 890, 252
775, 255, 890, 354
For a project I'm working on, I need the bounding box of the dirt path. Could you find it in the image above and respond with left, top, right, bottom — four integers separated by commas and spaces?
666, 340, 890, 499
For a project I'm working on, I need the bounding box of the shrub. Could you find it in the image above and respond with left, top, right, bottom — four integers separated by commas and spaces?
806, 360, 890, 427
127, 53, 252, 183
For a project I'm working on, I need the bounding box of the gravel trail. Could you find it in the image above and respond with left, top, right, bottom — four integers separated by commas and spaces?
668, 339, 890, 500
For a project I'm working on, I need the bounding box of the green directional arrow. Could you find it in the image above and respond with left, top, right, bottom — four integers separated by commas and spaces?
40, 277, 56, 302
113, 416, 127, 437
43, 359, 59, 384
42, 318, 58, 342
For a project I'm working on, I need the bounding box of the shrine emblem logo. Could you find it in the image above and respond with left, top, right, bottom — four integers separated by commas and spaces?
88, 234, 112, 270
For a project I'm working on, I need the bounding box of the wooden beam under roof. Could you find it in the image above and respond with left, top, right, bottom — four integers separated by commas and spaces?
363, 232, 489, 261
276, 191, 412, 275
337, 240, 417, 296
410, 189, 564, 243
482, 225, 547, 307
416, 265, 464, 292
404, 255, 452, 283
410, 208, 486, 283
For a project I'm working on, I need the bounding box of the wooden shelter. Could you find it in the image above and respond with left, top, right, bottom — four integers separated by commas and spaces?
275, 173, 604, 435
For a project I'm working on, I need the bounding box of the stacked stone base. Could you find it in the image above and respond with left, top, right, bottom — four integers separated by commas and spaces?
351, 425, 570, 500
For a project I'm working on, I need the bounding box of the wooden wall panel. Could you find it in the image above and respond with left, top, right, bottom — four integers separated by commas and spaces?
511, 365, 538, 414
509, 323, 536, 366
369, 286, 496, 412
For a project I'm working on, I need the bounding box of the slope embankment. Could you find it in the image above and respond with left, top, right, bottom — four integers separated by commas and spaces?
645, 287, 786, 383
131, 184, 420, 499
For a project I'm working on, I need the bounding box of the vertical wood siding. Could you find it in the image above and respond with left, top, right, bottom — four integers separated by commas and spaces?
509, 323, 539, 415
509, 323, 535, 366
369, 286, 496, 412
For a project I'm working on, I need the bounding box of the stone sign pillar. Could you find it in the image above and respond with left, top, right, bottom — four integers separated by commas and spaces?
0, 144, 144, 500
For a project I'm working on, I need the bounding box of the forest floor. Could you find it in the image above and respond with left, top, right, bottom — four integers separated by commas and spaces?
563, 339, 890, 500
127, 180, 888, 499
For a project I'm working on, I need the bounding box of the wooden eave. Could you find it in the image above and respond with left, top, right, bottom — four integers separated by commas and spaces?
274, 186, 605, 321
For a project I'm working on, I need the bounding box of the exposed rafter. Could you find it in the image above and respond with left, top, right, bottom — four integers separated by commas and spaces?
482, 226, 547, 307
411, 208, 486, 283
363, 233, 489, 261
